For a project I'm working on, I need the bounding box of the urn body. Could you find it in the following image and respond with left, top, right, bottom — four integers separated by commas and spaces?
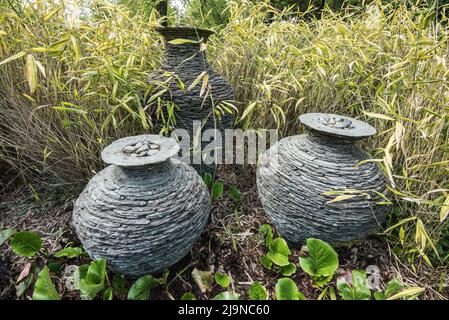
256, 113, 390, 245
72, 135, 211, 277
147, 27, 235, 173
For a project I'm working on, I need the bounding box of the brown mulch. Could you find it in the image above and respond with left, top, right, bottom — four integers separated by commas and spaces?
0, 165, 447, 300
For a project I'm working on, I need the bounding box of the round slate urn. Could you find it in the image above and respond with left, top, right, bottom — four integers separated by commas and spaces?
256, 113, 390, 246
147, 26, 235, 174
72, 135, 211, 277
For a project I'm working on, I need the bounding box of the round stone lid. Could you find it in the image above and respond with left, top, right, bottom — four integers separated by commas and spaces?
156, 26, 215, 41
101, 134, 180, 168
299, 113, 376, 139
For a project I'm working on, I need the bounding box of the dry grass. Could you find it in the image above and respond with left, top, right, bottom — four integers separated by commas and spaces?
0, 0, 448, 298
0, 0, 163, 190
210, 0, 449, 268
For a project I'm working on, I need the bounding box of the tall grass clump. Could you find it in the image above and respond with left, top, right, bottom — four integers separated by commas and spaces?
0, 0, 164, 191
210, 0, 449, 267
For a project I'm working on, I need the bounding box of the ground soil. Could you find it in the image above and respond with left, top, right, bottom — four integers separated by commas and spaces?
0, 165, 447, 300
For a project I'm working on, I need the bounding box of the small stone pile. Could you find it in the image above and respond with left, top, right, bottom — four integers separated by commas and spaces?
318, 115, 354, 130
122, 141, 161, 157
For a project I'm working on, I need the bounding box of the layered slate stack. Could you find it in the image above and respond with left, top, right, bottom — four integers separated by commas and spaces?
73, 135, 211, 277
257, 113, 390, 246
147, 26, 235, 174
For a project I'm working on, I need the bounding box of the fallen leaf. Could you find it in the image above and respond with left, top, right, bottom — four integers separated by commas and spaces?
17, 262, 32, 283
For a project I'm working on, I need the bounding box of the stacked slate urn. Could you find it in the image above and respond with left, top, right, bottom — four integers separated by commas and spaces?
256, 113, 390, 246
72, 135, 211, 277
147, 26, 235, 174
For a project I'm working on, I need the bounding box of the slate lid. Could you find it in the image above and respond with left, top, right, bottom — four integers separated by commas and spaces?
156, 26, 215, 42
299, 113, 376, 140
101, 134, 180, 168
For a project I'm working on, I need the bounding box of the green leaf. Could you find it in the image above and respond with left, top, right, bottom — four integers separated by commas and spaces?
261, 255, 273, 269
214, 272, 231, 288
386, 287, 424, 300
228, 186, 241, 202
212, 291, 240, 300
32, 266, 60, 300
299, 238, 338, 285
47, 262, 62, 273
103, 288, 113, 300
269, 238, 291, 256
74, 264, 89, 291
258, 224, 273, 247
266, 252, 289, 266
54, 246, 84, 258
384, 278, 402, 298
79, 259, 106, 299
112, 274, 128, 295
275, 278, 305, 300
373, 291, 386, 300
0, 229, 15, 246
202, 172, 213, 189
266, 238, 291, 267
212, 181, 224, 200
337, 270, 371, 300
0, 51, 26, 66
128, 275, 159, 300
313, 274, 334, 287
167, 38, 199, 45
181, 292, 196, 300
279, 262, 297, 277
248, 282, 268, 300
10, 231, 42, 257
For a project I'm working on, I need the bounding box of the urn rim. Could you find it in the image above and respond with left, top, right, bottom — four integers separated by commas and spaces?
101, 134, 180, 167
299, 113, 377, 139
155, 26, 215, 41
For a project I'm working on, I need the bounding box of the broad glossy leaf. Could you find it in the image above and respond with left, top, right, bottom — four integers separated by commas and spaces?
299, 238, 338, 282
269, 238, 291, 256
248, 282, 268, 300
54, 246, 84, 258
266, 252, 289, 266
214, 272, 231, 288
337, 270, 371, 300
279, 262, 297, 276
261, 255, 273, 269
103, 287, 113, 300
275, 278, 305, 300
181, 292, 196, 300
79, 259, 106, 298
212, 291, 240, 300
32, 266, 60, 300
10, 231, 42, 257
128, 275, 159, 300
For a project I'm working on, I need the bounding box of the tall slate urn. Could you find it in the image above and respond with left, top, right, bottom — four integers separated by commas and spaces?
72, 135, 211, 277
256, 113, 390, 246
147, 26, 235, 174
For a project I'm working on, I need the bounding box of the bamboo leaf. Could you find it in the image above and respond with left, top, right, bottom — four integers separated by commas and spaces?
24, 54, 38, 93
0, 51, 26, 66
